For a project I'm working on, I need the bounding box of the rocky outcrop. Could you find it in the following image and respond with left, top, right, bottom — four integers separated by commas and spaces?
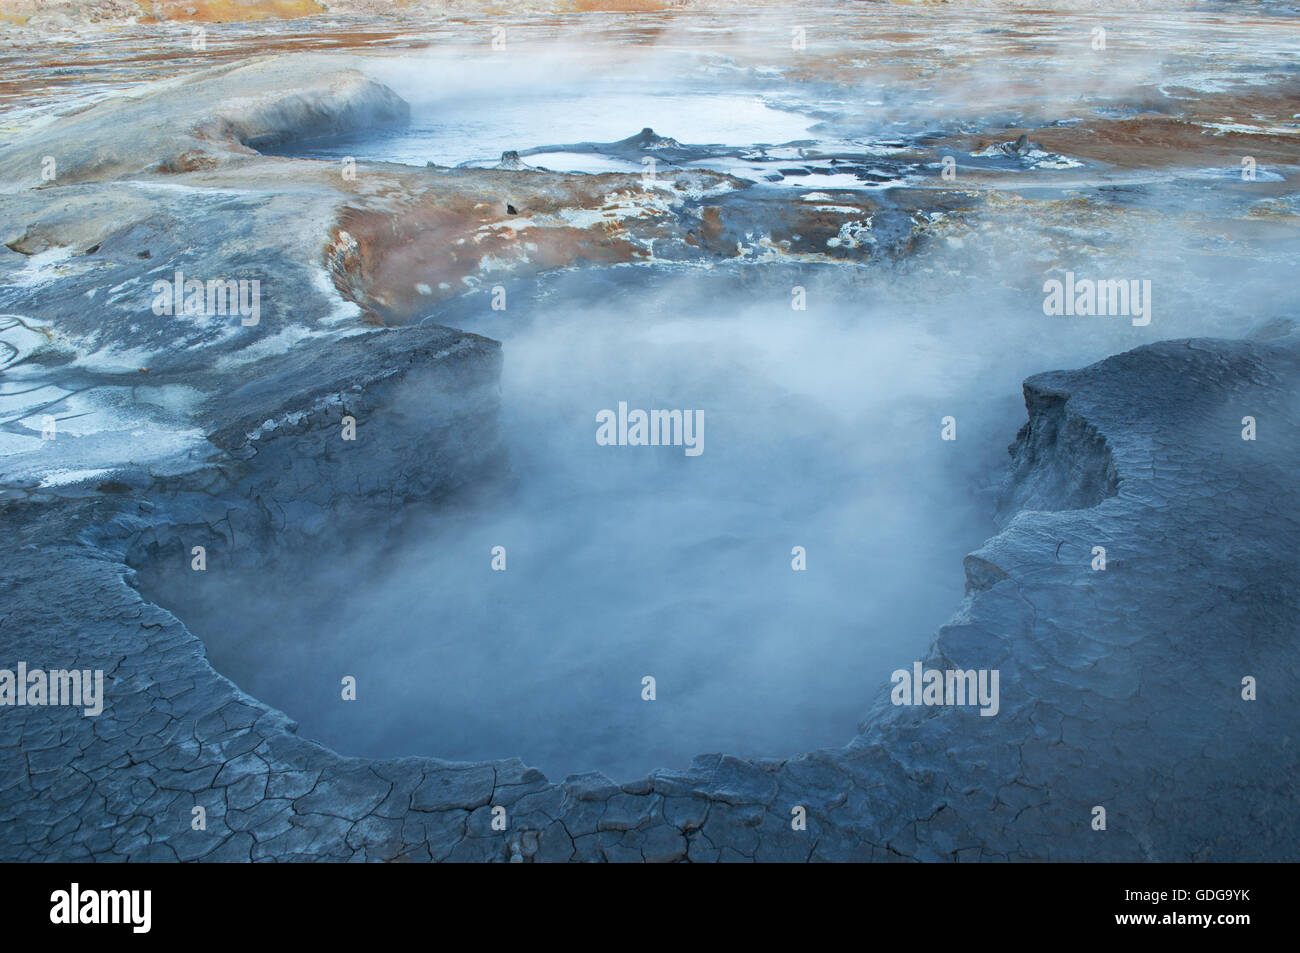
995, 378, 1119, 522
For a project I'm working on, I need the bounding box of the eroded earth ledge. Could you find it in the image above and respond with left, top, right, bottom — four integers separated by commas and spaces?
1, 59, 1297, 862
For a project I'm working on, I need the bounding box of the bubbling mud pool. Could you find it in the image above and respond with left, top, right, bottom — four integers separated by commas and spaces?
143, 264, 1002, 781
138, 219, 1293, 783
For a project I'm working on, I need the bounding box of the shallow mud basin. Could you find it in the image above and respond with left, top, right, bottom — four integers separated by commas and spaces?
137, 265, 994, 780
135, 207, 1288, 782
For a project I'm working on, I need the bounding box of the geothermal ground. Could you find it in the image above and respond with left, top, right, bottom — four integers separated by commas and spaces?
1, 3, 1298, 862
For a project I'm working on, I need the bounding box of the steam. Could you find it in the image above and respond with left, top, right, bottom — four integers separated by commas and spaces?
151, 198, 1293, 782
144, 16, 1300, 782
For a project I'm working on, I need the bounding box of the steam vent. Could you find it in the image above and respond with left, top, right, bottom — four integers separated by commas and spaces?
0, 0, 1296, 899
